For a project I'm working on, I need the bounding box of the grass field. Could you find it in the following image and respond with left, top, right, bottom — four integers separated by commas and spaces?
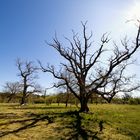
0, 103, 140, 140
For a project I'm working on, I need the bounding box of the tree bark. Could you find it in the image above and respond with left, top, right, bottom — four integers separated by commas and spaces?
20, 90, 26, 105
79, 98, 89, 112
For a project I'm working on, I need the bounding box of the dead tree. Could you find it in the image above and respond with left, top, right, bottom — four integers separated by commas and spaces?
39, 22, 140, 112
3, 82, 21, 102
16, 58, 40, 105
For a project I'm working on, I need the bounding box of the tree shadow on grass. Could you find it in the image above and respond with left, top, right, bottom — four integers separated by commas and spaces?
13, 106, 67, 110
0, 105, 138, 139
0, 113, 53, 137
0, 110, 102, 139
0, 113, 18, 119
56, 111, 101, 140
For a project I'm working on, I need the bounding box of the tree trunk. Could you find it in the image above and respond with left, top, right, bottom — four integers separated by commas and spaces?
21, 84, 27, 105
7, 94, 14, 103
79, 98, 89, 112
65, 101, 68, 107
65, 98, 69, 107
21, 93, 26, 105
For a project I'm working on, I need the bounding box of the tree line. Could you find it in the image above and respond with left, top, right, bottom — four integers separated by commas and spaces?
0, 91, 140, 106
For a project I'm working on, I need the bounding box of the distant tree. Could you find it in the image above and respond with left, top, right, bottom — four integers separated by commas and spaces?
55, 92, 64, 106
65, 89, 72, 107
16, 58, 40, 105
122, 93, 132, 104
3, 81, 21, 102
128, 97, 140, 105
89, 93, 100, 104
39, 22, 140, 112
56, 69, 73, 107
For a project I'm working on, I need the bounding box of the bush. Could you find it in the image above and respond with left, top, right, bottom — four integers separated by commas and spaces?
128, 98, 140, 105
33, 98, 45, 104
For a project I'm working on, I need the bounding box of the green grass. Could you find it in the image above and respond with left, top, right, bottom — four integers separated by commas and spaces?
0, 103, 140, 140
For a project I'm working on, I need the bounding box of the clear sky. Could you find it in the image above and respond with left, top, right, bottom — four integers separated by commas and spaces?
0, 0, 140, 95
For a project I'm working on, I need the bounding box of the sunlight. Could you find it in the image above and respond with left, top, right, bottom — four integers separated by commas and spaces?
126, 0, 140, 21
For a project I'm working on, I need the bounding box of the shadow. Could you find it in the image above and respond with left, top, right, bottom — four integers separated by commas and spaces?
13, 106, 67, 110
70, 111, 99, 140
0, 114, 53, 137
0, 104, 104, 140
99, 120, 104, 132
57, 111, 101, 140
0, 111, 102, 139
0, 104, 138, 139
0, 113, 18, 119
0, 104, 19, 107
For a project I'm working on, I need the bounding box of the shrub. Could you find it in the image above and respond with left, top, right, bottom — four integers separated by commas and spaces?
128, 98, 140, 105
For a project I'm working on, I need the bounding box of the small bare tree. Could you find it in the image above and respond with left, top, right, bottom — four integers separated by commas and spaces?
3, 82, 21, 102
16, 58, 40, 105
56, 69, 74, 107
39, 22, 140, 112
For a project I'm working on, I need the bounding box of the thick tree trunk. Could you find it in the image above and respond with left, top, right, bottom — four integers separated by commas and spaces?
108, 100, 111, 103
20, 92, 26, 105
21, 84, 27, 105
79, 98, 89, 112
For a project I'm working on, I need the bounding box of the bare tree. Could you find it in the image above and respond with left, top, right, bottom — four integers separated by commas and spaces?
56, 69, 74, 107
3, 82, 21, 102
16, 58, 40, 105
39, 22, 140, 112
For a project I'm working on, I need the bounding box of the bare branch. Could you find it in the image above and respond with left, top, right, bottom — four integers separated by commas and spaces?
40, 22, 140, 112
16, 58, 39, 105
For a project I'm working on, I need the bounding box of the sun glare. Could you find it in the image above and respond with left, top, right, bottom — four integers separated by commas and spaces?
126, 1, 140, 21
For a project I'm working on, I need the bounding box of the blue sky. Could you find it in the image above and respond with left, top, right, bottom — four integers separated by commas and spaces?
0, 0, 140, 95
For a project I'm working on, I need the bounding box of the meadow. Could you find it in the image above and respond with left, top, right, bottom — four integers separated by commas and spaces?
0, 103, 140, 140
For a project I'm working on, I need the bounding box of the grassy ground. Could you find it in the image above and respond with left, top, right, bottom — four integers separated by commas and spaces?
0, 103, 140, 140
